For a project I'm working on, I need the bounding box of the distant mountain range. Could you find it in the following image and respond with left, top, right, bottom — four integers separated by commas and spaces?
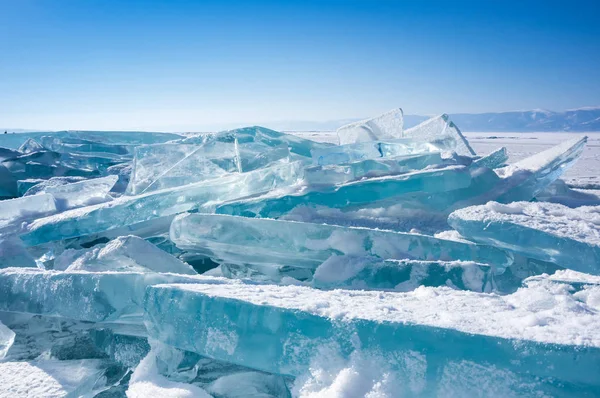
278, 107, 600, 132
4, 107, 600, 133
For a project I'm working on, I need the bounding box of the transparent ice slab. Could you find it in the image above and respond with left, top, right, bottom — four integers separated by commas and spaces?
170, 214, 513, 271
0, 193, 56, 226
312, 256, 493, 292
20, 161, 303, 246
449, 201, 600, 275
0, 268, 221, 323
337, 108, 404, 145
403, 114, 476, 156
127, 141, 239, 195
17, 138, 45, 154
144, 281, 600, 395
30, 175, 118, 210
311, 139, 442, 166
216, 166, 473, 219
56, 235, 196, 274
304, 152, 470, 186
472, 147, 508, 169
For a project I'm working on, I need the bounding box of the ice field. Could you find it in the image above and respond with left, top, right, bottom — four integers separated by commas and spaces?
0, 110, 599, 397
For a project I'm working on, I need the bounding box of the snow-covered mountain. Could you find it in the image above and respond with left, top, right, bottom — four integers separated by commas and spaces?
445, 107, 600, 132
282, 107, 600, 132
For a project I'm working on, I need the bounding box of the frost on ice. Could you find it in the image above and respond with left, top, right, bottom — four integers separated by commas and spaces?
0, 113, 598, 397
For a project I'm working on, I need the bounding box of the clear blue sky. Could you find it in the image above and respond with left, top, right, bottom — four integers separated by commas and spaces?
1, 0, 599, 130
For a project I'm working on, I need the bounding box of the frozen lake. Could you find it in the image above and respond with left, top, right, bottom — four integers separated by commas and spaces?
292, 131, 600, 189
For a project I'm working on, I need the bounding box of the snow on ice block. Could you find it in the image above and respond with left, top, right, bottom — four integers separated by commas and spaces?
0, 268, 223, 323
56, 235, 196, 274
403, 114, 476, 156
0, 359, 118, 398
20, 161, 303, 246
337, 108, 404, 145
144, 281, 600, 395
312, 256, 492, 292
449, 201, 600, 275
0, 193, 56, 226
170, 214, 513, 271
217, 166, 473, 218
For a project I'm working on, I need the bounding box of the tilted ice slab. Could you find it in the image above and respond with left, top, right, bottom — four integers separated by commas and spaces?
20, 161, 303, 246
0, 268, 222, 323
0, 193, 56, 226
303, 152, 470, 186
170, 214, 512, 271
337, 108, 404, 145
403, 114, 476, 156
17, 138, 45, 154
218, 165, 473, 218
449, 201, 600, 275
184, 126, 333, 159
32, 175, 118, 211
144, 281, 600, 395
311, 139, 442, 166
472, 147, 508, 169
312, 256, 493, 292
127, 139, 291, 195
127, 141, 240, 195
22, 176, 86, 196
493, 136, 587, 203
55, 235, 196, 274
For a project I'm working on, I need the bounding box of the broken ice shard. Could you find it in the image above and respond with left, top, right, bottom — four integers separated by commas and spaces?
0, 193, 56, 226
312, 256, 492, 292
186, 126, 332, 159
337, 108, 404, 145
170, 214, 512, 271
449, 201, 600, 275
127, 141, 239, 195
535, 179, 600, 207
55, 235, 196, 274
472, 147, 508, 169
17, 138, 45, 154
0, 268, 219, 323
0, 320, 15, 359
493, 136, 587, 203
403, 114, 476, 156
144, 281, 600, 395
20, 161, 302, 246
34, 175, 118, 210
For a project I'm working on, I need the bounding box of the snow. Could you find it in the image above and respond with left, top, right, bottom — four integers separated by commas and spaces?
158, 280, 600, 347
453, 201, 600, 247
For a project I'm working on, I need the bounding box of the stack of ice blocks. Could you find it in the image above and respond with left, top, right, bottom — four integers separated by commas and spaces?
0, 111, 598, 397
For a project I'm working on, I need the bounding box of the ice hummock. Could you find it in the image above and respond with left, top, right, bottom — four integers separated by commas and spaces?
0, 117, 597, 396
